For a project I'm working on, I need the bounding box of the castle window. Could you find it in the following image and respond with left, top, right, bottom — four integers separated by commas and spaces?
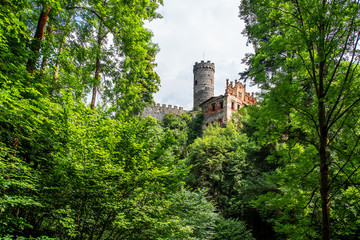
212, 103, 216, 111
231, 102, 234, 109
220, 101, 223, 109
195, 80, 197, 85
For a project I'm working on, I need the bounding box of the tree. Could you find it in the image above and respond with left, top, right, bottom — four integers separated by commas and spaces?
186, 122, 265, 238
240, 0, 360, 239
161, 110, 204, 158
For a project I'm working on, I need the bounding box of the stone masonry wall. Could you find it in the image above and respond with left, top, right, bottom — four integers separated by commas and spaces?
201, 96, 226, 128
142, 103, 187, 121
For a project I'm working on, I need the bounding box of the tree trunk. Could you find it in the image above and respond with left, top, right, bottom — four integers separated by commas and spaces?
27, 5, 50, 75
319, 101, 330, 240
318, 42, 330, 239
90, 23, 103, 110
40, 22, 54, 74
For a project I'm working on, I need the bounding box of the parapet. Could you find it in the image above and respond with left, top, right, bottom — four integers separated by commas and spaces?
226, 79, 245, 90
193, 60, 215, 73
225, 79, 257, 104
142, 103, 187, 121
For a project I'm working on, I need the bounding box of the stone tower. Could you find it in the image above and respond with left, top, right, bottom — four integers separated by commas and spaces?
193, 60, 215, 109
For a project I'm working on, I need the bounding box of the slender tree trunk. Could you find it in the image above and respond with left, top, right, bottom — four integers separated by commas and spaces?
318, 28, 330, 238
27, 5, 50, 75
319, 102, 330, 240
40, 22, 54, 74
53, 9, 74, 81
90, 22, 103, 110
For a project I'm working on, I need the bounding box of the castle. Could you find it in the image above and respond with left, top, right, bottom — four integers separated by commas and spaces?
142, 60, 257, 125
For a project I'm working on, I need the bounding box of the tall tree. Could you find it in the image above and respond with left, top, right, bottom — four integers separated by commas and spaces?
26, 4, 50, 75
240, 0, 360, 239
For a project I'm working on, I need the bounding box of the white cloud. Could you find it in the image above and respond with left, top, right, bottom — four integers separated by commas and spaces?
146, 0, 255, 110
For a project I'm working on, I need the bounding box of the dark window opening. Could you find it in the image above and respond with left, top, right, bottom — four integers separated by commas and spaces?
206, 122, 209, 127
220, 101, 223, 109
231, 102, 234, 109
195, 80, 197, 85
212, 103, 216, 111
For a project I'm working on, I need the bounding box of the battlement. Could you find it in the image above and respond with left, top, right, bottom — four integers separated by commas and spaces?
142, 103, 187, 121
153, 103, 184, 111
193, 60, 215, 73
225, 79, 256, 104
226, 79, 245, 90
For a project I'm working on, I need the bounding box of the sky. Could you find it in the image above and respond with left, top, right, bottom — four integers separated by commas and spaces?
145, 0, 256, 110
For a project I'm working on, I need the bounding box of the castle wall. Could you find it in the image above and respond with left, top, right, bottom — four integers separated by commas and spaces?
201, 79, 257, 128
200, 96, 226, 128
225, 95, 243, 121
142, 103, 187, 121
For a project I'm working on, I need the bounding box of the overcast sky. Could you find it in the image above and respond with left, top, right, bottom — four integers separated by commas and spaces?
145, 0, 255, 110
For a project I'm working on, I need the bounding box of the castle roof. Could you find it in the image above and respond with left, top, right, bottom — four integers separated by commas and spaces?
199, 95, 225, 107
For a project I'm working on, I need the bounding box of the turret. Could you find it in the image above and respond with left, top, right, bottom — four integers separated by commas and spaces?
193, 60, 215, 109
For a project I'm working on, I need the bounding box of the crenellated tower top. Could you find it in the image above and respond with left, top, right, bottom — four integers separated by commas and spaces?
193, 60, 215, 72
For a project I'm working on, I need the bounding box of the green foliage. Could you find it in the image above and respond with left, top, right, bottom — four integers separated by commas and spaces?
161, 110, 204, 158
0, 86, 193, 239
187, 122, 258, 207
214, 217, 254, 240
0, 146, 41, 235
186, 121, 270, 238
164, 188, 218, 240
186, 110, 204, 145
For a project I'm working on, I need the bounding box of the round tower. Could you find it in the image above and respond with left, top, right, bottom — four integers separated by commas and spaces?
193, 60, 215, 110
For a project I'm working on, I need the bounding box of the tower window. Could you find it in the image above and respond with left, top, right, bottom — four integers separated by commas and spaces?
220, 101, 223, 109
195, 80, 198, 85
